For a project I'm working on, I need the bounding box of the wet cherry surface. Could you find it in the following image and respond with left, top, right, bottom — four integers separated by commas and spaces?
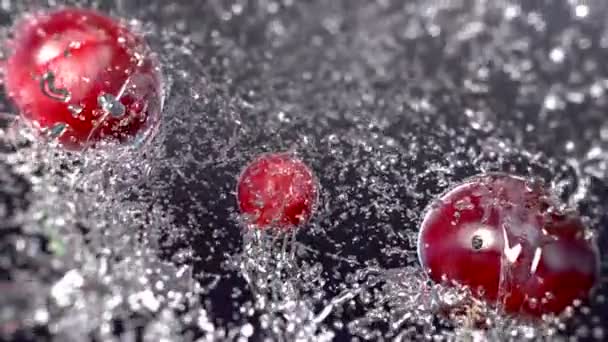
4, 7, 162, 150
237, 153, 318, 230
418, 173, 599, 317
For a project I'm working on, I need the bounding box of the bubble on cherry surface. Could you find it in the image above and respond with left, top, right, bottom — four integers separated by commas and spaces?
97, 93, 126, 118
1, 0, 608, 341
40, 71, 71, 103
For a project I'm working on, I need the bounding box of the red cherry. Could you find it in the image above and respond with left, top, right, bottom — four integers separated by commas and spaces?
417, 173, 599, 317
3, 8, 162, 150
237, 153, 318, 231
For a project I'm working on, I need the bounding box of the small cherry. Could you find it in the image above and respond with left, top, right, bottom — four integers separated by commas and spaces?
3, 7, 163, 150
237, 153, 318, 231
417, 173, 599, 317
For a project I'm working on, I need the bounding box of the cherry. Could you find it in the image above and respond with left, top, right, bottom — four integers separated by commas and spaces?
417, 173, 599, 317
237, 153, 318, 231
3, 8, 162, 150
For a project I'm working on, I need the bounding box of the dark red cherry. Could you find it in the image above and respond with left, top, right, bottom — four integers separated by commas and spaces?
4, 8, 162, 150
417, 173, 599, 317
237, 153, 318, 231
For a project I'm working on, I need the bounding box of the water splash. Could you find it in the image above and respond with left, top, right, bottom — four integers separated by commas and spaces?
1, 0, 607, 341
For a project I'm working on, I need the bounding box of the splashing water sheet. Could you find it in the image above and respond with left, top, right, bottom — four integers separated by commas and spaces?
1, 0, 608, 341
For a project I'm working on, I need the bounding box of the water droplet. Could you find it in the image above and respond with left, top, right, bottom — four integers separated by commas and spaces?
593, 327, 604, 339
566, 91, 585, 104
543, 93, 565, 110
600, 123, 608, 140
565, 141, 575, 152
590, 82, 605, 98
98, 93, 126, 118
575, 5, 589, 18
454, 197, 474, 211
67, 104, 83, 118
277, 111, 290, 122
549, 48, 565, 63
464, 109, 494, 132
241, 323, 254, 337
47, 122, 68, 138
504, 5, 521, 20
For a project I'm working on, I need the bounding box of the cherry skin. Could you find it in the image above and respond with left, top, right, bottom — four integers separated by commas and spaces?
4, 8, 163, 150
237, 153, 318, 231
417, 173, 599, 317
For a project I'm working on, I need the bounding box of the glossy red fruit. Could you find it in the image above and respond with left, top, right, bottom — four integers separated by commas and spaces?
237, 153, 318, 230
418, 173, 599, 317
4, 8, 162, 150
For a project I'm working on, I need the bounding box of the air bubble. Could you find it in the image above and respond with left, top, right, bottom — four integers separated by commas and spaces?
40, 71, 71, 103
549, 48, 565, 63
97, 93, 126, 118
47, 122, 68, 138
575, 5, 589, 18
68, 104, 83, 118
